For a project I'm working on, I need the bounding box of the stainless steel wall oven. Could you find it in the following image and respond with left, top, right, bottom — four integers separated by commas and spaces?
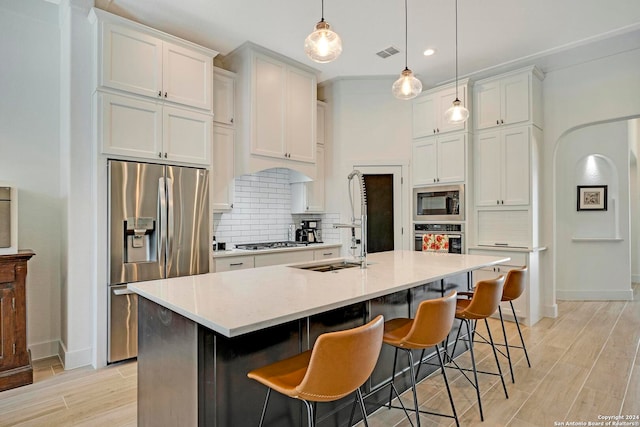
414, 223, 464, 254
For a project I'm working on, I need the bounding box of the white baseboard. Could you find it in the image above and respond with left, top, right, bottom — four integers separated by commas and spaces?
29, 340, 61, 361
556, 289, 634, 301
543, 303, 558, 318
58, 341, 93, 370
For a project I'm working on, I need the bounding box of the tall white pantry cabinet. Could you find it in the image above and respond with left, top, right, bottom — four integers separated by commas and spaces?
90, 8, 217, 167
469, 66, 546, 326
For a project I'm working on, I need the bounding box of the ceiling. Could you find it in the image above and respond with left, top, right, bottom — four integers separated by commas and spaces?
94, 0, 640, 88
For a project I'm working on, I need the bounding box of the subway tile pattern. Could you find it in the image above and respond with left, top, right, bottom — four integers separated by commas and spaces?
213, 168, 341, 247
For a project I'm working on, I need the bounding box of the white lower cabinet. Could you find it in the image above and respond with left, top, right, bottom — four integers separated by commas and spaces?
468, 248, 541, 326
98, 91, 212, 166
213, 255, 255, 272
254, 251, 314, 268
313, 248, 339, 260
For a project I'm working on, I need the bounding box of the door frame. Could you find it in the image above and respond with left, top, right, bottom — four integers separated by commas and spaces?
352, 163, 409, 250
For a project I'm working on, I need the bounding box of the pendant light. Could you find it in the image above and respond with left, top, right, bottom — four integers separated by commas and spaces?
392, 0, 422, 100
304, 0, 342, 63
444, 0, 469, 123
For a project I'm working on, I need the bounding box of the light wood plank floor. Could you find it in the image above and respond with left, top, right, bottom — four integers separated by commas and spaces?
1, 284, 638, 426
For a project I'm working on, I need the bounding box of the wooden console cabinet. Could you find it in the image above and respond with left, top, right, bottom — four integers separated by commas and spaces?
0, 251, 34, 392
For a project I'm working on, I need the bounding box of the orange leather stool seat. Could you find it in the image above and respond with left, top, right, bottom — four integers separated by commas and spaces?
382, 291, 459, 427
247, 315, 384, 427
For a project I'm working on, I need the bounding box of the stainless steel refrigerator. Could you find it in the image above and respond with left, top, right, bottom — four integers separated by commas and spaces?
107, 160, 209, 363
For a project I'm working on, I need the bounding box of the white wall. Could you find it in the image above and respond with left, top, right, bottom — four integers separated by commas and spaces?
555, 122, 633, 299
322, 77, 412, 252
0, 0, 62, 359
543, 48, 640, 310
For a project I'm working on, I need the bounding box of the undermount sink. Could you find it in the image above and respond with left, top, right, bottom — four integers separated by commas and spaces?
291, 260, 362, 273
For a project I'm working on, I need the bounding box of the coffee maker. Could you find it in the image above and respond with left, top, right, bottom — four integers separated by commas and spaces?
296, 220, 322, 243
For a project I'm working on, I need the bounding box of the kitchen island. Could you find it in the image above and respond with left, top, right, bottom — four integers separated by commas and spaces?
129, 250, 509, 427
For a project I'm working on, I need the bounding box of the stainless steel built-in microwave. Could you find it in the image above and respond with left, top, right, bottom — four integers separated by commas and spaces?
413, 184, 464, 221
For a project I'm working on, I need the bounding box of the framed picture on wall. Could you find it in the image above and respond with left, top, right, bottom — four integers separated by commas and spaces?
577, 185, 608, 211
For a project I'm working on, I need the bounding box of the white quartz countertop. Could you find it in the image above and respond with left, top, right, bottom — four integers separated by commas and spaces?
212, 242, 342, 258
128, 250, 509, 338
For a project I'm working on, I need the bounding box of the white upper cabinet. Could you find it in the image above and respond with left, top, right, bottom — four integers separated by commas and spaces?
291, 145, 325, 213
211, 125, 235, 211
224, 42, 317, 178
412, 133, 466, 186
213, 68, 236, 125
474, 67, 543, 130
412, 80, 469, 138
98, 92, 211, 166
474, 126, 530, 206
93, 9, 216, 112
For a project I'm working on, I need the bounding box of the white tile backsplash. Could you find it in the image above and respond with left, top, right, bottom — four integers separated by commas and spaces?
213, 168, 341, 247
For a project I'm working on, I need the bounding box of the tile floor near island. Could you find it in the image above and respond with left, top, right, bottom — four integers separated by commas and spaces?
0, 284, 638, 427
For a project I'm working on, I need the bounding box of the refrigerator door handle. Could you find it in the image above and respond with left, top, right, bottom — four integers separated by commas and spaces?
158, 177, 167, 270
166, 177, 175, 270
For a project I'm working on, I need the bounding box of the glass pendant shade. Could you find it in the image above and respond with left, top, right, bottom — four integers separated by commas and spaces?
444, 98, 469, 123
392, 68, 422, 100
304, 20, 342, 63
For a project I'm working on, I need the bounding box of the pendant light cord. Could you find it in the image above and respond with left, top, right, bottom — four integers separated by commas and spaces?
321, 0, 325, 22
454, 0, 459, 99
404, 0, 408, 70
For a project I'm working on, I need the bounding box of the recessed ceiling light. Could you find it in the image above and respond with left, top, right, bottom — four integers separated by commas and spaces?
423, 48, 436, 56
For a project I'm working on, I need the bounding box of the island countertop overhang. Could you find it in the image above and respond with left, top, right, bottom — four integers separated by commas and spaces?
128, 250, 509, 338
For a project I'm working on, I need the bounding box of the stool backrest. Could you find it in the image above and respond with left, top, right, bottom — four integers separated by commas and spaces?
462, 276, 505, 318
503, 267, 527, 301
295, 315, 384, 402
402, 291, 457, 348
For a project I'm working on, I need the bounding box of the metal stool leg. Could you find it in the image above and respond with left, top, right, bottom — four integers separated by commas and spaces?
485, 318, 509, 399
465, 319, 484, 421
258, 388, 271, 427
498, 306, 515, 383
406, 350, 421, 427
511, 301, 531, 367
436, 345, 459, 427
387, 348, 399, 408
303, 400, 314, 427
356, 387, 369, 427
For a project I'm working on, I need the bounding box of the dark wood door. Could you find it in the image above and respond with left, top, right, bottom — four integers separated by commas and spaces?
363, 174, 394, 253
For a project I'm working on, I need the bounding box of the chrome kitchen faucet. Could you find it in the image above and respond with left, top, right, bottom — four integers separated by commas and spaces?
334, 170, 367, 268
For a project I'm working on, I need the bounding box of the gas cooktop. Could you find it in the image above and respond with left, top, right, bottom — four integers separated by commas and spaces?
235, 241, 311, 250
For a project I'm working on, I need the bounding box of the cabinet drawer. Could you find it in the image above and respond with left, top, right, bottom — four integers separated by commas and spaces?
214, 256, 255, 272
313, 248, 340, 260
254, 251, 314, 268
0, 265, 15, 283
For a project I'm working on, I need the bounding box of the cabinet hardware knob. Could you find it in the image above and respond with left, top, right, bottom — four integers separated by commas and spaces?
497, 200, 500, 204
433, 178, 436, 183
501, 119, 504, 124
158, 152, 162, 158
230, 118, 234, 123
501, 200, 504, 204
158, 90, 162, 97
164, 92, 168, 98
164, 153, 168, 158
496, 119, 500, 125
433, 129, 436, 134
437, 128, 440, 133
437, 178, 440, 182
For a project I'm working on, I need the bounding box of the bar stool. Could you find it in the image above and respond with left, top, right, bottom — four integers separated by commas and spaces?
247, 315, 384, 427
497, 267, 531, 382
447, 276, 508, 422
382, 291, 459, 427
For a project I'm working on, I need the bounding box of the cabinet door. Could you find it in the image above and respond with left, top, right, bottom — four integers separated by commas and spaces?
163, 106, 212, 166
286, 67, 316, 163
163, 42, 212, 111
214, 256, 254, 272
474, 80, 501, 130
252, 54, 287, 159
213, 70, 235, 125
412, 137, 438, 185
100, 22, 163, 99
502, 127, 530, 206
436, 133, 466, 183
0, 286, 17, 370
99, 92, 163, 160
412, 94, 438, 138
306, 145, 325, 212
501, 73, 530, 126
212, 126, 235, 211
436, 86, 466, 134
475, 130, 502, 206
316, 102, 326, 145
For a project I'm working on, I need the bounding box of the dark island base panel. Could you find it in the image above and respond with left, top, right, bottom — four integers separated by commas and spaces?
138, 274, 469, 427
